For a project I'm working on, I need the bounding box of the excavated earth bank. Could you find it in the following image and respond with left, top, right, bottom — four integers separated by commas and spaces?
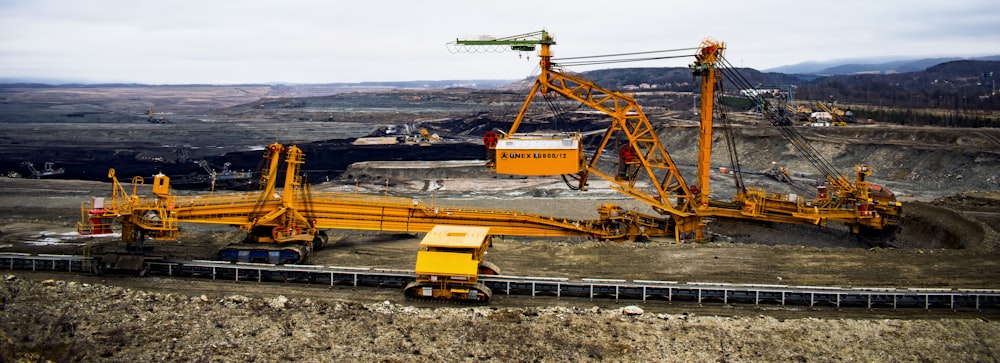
1, 87, 999, 361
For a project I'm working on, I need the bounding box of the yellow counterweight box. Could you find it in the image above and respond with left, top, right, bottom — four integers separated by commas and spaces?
493, 133, 582, 176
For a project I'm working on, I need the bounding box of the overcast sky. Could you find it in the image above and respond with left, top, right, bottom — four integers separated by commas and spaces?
1, 0, 998, 84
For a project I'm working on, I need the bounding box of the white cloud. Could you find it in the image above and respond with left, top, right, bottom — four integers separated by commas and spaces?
0, 0, 997, 83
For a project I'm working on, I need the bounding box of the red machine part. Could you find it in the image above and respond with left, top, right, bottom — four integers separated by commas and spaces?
483, 131, 499, 148
619, 145, 637, 163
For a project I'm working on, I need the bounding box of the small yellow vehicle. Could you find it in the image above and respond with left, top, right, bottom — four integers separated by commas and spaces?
403, 225, 500, 303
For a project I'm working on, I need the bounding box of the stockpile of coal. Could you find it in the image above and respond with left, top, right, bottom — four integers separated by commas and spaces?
1, 139, 485, 188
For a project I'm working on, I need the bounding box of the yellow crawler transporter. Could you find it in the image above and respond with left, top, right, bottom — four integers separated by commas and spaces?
403, 225, 500, 303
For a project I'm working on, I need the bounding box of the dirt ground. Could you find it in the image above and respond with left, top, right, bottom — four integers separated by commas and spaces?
2, 85, 1000, 361
3, 274, 999, 362
3, 177, 998, 289
1, 176, 1000, 361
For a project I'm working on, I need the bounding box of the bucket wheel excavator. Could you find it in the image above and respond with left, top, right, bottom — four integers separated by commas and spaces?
77, 141, 675, 272
451, 30, 902, 245
75, 31, 903, 275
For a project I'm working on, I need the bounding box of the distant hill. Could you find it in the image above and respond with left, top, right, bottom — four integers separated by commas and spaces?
820, 58, 962, 75
573, 67, 803, 92
569, 60, 1000, 126
575, 60, 998, 97
793, 60, 999, 101
766, 56, 1000, 75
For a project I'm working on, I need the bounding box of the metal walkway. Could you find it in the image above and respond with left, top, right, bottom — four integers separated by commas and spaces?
3, 253, 998, 310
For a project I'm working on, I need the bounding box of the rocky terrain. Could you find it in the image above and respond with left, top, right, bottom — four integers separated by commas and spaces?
3, 274, 999, 362
1, 85, 999, 361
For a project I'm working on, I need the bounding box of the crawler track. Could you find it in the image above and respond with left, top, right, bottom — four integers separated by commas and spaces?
403, 281, 493, 305
3, 252, 999, 310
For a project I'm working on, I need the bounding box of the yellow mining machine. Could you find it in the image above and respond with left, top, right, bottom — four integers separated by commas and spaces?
785, 104, 813, 123
814, 101, 853, 126
79, 144, 327, 268
75, 31, 902, 274
452, 30, 902, 245
403, 225, 499, 303
146, 107, 169, 124
78, 141, 681, 270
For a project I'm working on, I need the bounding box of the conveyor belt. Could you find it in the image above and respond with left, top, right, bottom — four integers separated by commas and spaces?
3, 253, 998, 310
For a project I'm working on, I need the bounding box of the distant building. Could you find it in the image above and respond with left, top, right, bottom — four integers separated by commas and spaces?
810, 111, 833, 121
740, 88, 781, 98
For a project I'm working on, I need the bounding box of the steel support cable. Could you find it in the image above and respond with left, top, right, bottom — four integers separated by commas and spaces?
716, 56, 847, 182
541, 92, 568, 130
555, 54, 694, 67
488, 66, 540, 135
540, 67, 590, 129
714, 80, 746, 192
721, 64, 834, 178
552, 47, 700, 61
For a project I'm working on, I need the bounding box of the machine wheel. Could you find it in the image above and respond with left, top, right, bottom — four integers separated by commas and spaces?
313, 231, 329, 249
403, 281, 430, 300
468, 283, 492, 303
478, 261, 502, 275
